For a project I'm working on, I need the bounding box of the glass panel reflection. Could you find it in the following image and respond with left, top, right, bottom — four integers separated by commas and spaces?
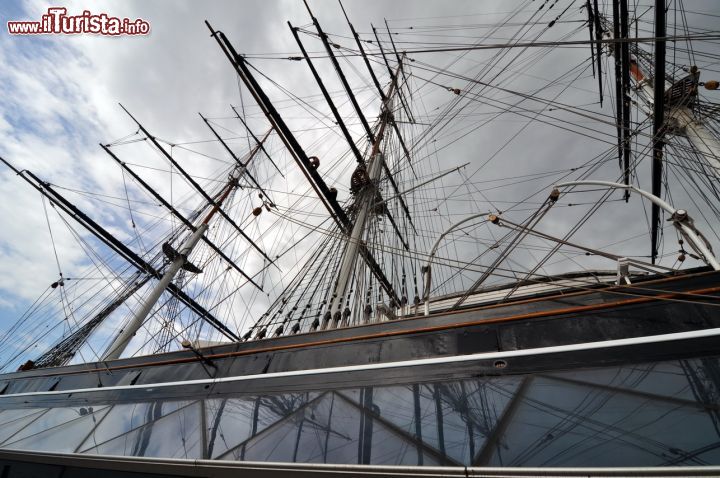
0, 409, 49, 445
79, 400, 190, 450
485, 375, 720, 467
2, 406, 109, 446
205, 392, 319, 459
0, 408, 46, 427
2, 407, 110, 453
0, 355, 717, 467
81, 402, 201, 459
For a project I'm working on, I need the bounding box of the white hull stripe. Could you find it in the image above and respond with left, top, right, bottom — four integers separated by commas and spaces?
2, 326, 719, 401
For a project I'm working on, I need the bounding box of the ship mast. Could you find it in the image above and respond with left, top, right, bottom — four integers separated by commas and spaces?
325, 61, 403, 329
627, 54, 720, 263
598, 2, 720, 263
622, 62, 720, 172
102, 133, 269, 361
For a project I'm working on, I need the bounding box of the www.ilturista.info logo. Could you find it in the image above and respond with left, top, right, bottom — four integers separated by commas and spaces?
7, 7, 150, 35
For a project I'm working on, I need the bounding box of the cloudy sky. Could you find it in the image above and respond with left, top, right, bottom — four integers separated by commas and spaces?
1, 0, 719, 365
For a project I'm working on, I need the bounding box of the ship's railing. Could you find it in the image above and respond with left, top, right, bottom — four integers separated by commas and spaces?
423, 270, 622, 316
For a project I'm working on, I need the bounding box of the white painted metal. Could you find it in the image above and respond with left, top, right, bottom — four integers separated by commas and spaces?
616, 258, 632, 285
555, 180, 720, 270
325, 68, 405, 329
102, 223, 209, 361
327, 152, 386, 329
103, 163, 251, 360
672, 107, 720, 172
624, 61, 720, 173
426, 272, 619, 313
423, 214, 489, 315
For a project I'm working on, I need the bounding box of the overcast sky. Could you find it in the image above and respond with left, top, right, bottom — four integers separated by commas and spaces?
1, 0, 719, 364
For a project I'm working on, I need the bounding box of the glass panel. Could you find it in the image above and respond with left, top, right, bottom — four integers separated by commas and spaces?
546, 359, 714, 404
78, 400, 189, 450
235, 407, 307, 462
207, 392, 320, 459
697, 446, 720, 465
2, 407, 110, 453
347, 378, 522, 465
224, 390, 453, 465
428, 383, 482, 465
338, 387, 432, 465
0, 407, 45, 427
319, 392, 361, 464
80, 401, 202, 459
2, 406, 108, 445
223, 391, 357, 463
486, 376, 720, 467
0, 409, 48, 444
367, 413, 424, 465
421, 451, 442, 466
0, 355, 717, 467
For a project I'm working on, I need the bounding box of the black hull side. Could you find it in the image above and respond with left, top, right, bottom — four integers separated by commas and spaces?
1, 269, 718, 397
